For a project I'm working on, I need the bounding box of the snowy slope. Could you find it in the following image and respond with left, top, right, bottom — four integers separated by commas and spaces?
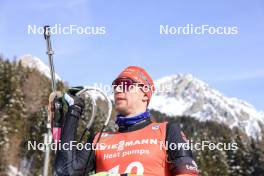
18, 54, 61, 80
149, 74, 264, 138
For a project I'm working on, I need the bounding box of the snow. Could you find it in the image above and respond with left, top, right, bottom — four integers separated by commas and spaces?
8, 165, 23, 176
18, 54, 61, 80
149, 95, 191, 116
149, 74, 264, 139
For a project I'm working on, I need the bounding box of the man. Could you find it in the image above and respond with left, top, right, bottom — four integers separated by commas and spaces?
52, 66, 199, 176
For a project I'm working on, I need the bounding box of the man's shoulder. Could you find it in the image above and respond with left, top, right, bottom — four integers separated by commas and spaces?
166, 121, 181, 129
165, 121, 189, 143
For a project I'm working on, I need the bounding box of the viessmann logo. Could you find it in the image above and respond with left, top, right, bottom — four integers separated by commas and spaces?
99, 138, 159, 151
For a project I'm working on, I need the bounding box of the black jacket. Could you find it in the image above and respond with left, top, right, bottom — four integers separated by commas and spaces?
54, 107, 198, 176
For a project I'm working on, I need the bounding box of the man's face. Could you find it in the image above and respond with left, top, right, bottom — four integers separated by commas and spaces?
113, 79, 148, 116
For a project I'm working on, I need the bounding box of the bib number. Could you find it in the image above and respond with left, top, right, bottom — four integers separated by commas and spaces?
108, 161, 144, 175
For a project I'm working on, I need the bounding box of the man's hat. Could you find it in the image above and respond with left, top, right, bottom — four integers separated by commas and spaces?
113, 66, 155, 101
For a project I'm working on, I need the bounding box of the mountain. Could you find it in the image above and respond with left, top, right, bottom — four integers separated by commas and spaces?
149, 74, 264, 139
17, 55, 264, 138
18, 54, 61, 80
18, 55, 107, 99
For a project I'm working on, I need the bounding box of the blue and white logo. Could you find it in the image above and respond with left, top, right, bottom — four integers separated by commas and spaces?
101, 133, 113, 138
152, 125, 160, 130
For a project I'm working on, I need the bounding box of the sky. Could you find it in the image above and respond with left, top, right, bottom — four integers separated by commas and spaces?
0, 0, 263, 110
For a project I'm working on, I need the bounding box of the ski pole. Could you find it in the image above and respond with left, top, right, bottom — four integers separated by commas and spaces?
44, 26, 63, 144
44, 25, 56, 91
43, 25, 56, 176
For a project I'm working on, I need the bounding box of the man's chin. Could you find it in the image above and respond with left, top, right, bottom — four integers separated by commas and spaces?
115, 105, 128, 115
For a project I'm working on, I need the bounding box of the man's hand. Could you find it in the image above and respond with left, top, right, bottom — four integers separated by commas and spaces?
64, 92, 85, 119
48, 91, 63, 123
64, 93, 84, 107
48, 87, 85, 122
